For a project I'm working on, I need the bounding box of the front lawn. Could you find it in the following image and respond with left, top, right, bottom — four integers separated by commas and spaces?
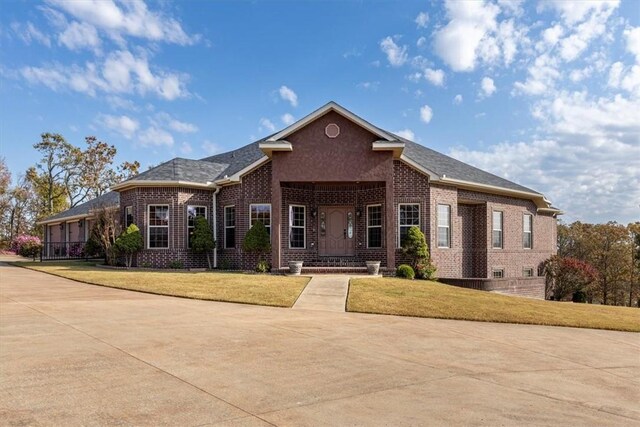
348, 278, 640, 332
15, 262, 309, 307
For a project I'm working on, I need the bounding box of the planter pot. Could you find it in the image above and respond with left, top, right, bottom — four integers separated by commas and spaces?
288, 261, 304, 275
366, 261, 381, 275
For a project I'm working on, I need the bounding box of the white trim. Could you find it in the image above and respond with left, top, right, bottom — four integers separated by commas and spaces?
372, 141, 405, 158
492, 210, 503, 249
249, 203, 272, 233
112, 180, 214, 191
288, 204, 306, 249
214, 156, 270, 186
366, 204, 383, 249
223, 205, 236, 249
37, 213, 92, 225
124, 205, 133, 227
523, 213, 533, 249
147, 204, 170, 249
266, 101, 395, 142
187, 205, 207, 249
437, 204, 451, 248
259, 141, 293, 157
397, 203, 420, 248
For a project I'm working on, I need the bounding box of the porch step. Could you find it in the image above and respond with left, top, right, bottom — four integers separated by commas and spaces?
278, 267, 391, 275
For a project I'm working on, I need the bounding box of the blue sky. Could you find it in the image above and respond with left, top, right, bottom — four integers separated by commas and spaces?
1, 0, 639, 224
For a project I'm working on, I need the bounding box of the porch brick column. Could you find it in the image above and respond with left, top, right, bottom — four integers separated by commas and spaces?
385, 178, 395, 269
271, 181, 282, 270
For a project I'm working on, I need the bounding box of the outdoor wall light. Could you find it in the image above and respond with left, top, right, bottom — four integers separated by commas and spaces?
311, 208, 317, 217
59, 223, 64, 231
356, 208, 362, 218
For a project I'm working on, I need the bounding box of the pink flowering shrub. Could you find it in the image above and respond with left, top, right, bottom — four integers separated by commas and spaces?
11, 235, 42, 260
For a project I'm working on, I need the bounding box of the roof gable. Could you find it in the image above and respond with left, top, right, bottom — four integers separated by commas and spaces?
266, 101, 396, 143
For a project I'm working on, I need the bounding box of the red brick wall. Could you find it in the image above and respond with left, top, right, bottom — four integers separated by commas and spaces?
120, 187, 213, 268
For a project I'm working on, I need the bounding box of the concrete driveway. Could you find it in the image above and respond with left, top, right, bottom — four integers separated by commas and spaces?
1, 263, 638, 426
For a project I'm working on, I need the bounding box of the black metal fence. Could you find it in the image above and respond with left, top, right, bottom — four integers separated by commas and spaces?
41, 241, 104, 261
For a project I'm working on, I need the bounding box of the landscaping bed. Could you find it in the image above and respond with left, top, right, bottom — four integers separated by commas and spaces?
348, 277, 640, 332
14, 261, 310, 307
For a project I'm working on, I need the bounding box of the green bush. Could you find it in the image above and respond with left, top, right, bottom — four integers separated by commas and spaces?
396, 264, 415, 279
84, 236, 104, 258
114, 224, 143, 268
168, 260, 184, 269
255, 260, 270, 273
191, 216, 215, 269
402, 226, 437, 280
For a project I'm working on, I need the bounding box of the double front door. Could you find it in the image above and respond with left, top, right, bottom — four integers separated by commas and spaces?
318, 206, 355, 256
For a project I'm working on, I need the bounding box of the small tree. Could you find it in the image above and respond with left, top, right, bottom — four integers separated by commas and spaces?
191, 216, 215, 269
91, 205, 120, 265
544, 255, 599, 301
243, 221, 271, 272
114, 224, 143, 268
401, 226, 436, 280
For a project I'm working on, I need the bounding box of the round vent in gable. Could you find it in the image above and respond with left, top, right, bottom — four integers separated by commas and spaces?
325, 123, 340, 138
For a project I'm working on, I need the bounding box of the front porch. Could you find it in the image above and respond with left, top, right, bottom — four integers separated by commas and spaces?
271, 181, 396, 270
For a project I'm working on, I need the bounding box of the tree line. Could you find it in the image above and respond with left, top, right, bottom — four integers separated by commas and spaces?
546, 221, 640, 306
0, 133, 139, 243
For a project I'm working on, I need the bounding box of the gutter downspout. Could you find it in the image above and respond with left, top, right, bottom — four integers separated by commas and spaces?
212, 185, 221, 268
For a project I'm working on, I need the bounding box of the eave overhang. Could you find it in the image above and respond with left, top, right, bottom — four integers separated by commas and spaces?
259, 141, 293, 158
372, 141, 405, 158
111, 180, 215, 192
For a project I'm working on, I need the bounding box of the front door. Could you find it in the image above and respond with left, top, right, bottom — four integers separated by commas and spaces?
319, 206, 355, 256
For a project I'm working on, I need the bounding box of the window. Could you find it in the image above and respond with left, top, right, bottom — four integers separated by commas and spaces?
492, 211, 503, 249
125, 206, 133, 227
289, 205, 305, 249
437, 204, 451, 248
523, 214, 533, 249
523, 267, 534, 277
398, 204, 420, 247
250, 204, 271, 235
187, 206, 207, 248
147, 205, 169, 249
367, 205, 383, 248
492, 269, 504, 279
224, 206, 235, 249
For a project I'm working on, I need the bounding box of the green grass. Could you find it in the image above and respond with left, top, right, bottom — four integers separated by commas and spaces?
348, 278, 640, 332
15, 261, 309, 307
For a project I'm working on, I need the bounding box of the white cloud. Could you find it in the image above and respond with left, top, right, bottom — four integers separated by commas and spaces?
138, 126, 174, 147
453, 94, 463, 104
380, 36, 408, 67
201, 140, 220, 155
419, 105, 433, 123
538, 0, 620, 26
281, 113, 295, 125
10, 21, 51, 47
47, 0, 198, 45
395, 129, 415, 140
179, 142, 193, 155
538, 24, 565, 50
433, 0, 499, 72
513, 53, 560, 95
155, 113, 198, 133
96, 113, 139, 138
58, 21, 100, 52
279, 85, 298, 107
415, 12, 429, 28
480, 77, 496, 97
624, 26, 640, 62
357, 81, 380, 91
259, 118, 276, 132
20, 49, 189, 100
557, 5, 617, 62
424, 68, 445, 86
416, 36, 427, 48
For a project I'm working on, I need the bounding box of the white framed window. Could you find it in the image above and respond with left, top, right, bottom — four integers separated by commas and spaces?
124, 206, 134, 227
147, 205, 169, 249
398, 203, 420, 247
437, 204, 451, 248
367, 204, 383, 248
289, 205, 305, 249
250, 204, 271, 235
224, 206, 235, 249
523, 267, 534, 277
523, 214, 533, 249
492, 268, 504, 279
492, 211, 503, 249
187, 206, 207, 249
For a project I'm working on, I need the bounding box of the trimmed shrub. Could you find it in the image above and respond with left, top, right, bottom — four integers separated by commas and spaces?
191, 216, 215, 269
84, 236, 104, 258
255, 260, 270, 273
243, 221, 271, 271
114, 224, 143, 268
169, 260, 184, 269
396, 264, 415, 280
401, 226, 437, 280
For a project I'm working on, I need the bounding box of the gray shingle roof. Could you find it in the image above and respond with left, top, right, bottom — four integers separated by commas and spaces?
120, 158, 228, 184
200, 141, 266, 179
41, 191, 119, 223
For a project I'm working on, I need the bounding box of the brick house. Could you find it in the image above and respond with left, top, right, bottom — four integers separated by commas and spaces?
39, 102, 561, 298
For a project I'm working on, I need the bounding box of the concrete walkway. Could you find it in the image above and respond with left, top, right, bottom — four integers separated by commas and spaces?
292, 275, 350, 312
